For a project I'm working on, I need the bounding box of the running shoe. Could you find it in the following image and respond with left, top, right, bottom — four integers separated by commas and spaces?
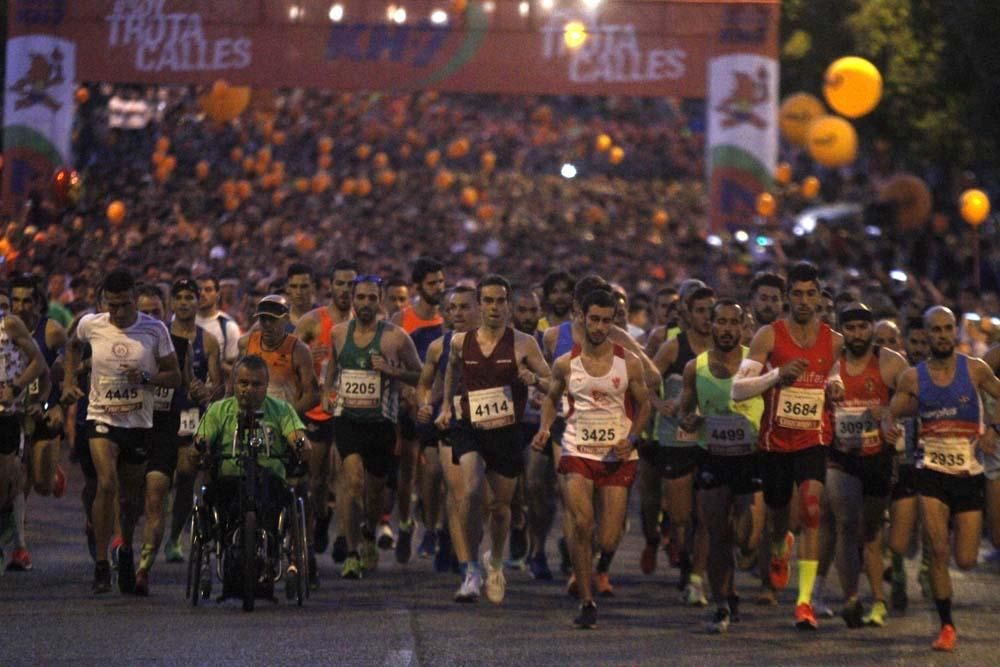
93, 560, 112, 594
6, 547, 32, 571
566, 572, 579, 598
932, 624, 956, 652
395, 523, 413, 564
313, 510, 331, 555
361, 539, 379, 571
164, 540, 184, 563
116, 545, 136, 594
707, 608, 730, 634
684, 574, 708, 607
52, 466, 66, 499
377, 522, 395, 550
863, 600, 888, 627
527, 552, 553, 581
558, 537, 572, 575
341, 555, 363, 580
417, 529, 437, 559
595, 572, 614, 597
110, 535, 125, 568
454, 568, 483, 603
483, 553, 506, 604
841, 597, 864, 629
574, 601, 598, 629
134, 569, 149, 596
769, 532, 794, 591
640, 542, 657, 575
795, 602, 818, 630
332, 535, 348, 564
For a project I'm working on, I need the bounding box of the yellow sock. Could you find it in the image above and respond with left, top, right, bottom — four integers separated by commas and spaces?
797, 559, 818, 605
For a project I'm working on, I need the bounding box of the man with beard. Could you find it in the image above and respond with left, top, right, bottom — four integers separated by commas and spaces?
533, 289, 651, 628
324, 276, 422, 579
678, 299, 763, 633
732, 261, 844, 629
285, 263, 319, 329
643, 287, 680, 356
436, 275, 551, 604
821, 304, 907, 628
162, 279, 223, 567
392, 257, 447, 563
749, 272, 784, 329
195, 276, 241, 378
295, 259, 357, 561
889, 306, 1000, 651
416, 287, 480, 569
539, 270, 575, 332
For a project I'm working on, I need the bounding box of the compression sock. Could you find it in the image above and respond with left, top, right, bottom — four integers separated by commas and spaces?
596, 550, 615, 574
796, 560, 818, 606
935, 597, 953, 627
892, 553, 906, 584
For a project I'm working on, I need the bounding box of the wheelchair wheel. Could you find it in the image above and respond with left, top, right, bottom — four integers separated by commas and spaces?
285, 499, 306, 606
187, 533, 203, 606
242, 511, 257, 612
297, 495, 310, 601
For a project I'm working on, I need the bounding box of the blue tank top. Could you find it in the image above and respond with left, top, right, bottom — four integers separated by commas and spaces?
554, 321, 574, 360
916, 354, 983, 475
33, 315, 58, 366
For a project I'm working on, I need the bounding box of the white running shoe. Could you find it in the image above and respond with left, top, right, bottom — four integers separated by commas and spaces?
483, 553, 506, 604
454, 568, 483, 603
684, 574, 708, 607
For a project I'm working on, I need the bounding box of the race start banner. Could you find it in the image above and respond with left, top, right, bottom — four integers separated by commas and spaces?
4, 0, 778, 226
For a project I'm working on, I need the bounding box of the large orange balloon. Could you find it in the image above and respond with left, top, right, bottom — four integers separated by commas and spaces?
880, 173, 932, 230
756, 192, 777, 217
609, 146, 625, 165
823, 57, 882, 118
653, 209, 670, 228
201, 81, 251, 123
596, 134, 612, 153
107, 200, 126, 226
806, 116, 858, 168
960, 189, 991, 226
779, 93, 826, 147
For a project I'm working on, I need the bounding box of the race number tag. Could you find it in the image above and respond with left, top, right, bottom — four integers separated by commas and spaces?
575, 412, 621, 456
922, 437, 972, 475
152, 385, 174, 412
97, 375, 142, 414
833, 406, 880, 454
178, 407, 200, 437
28, 378, 40, 397
340, 369, 381, 409
674, 426, 700, 444
468, 386, 515, 430
705, 414, 755, 456
776, 387, 824, 430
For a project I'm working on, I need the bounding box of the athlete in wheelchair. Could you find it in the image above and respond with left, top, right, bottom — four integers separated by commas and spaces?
186, 355, 311, 611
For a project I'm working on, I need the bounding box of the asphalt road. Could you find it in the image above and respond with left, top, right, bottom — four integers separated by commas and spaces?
3, 463, 999, 666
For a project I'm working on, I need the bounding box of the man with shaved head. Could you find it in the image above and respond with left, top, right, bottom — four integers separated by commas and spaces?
889, 306, 1000, 651
873, 320, 904, 353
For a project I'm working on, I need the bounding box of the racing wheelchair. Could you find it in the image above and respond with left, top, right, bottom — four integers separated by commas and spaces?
185, 408, 309, 611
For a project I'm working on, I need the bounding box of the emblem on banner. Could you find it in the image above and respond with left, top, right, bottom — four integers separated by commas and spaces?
714, 67, 769, 130
9, 47, 65, 112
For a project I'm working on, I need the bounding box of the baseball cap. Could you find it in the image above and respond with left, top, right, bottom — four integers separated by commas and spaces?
255, 294, 289, 318
838, 301, 873, 325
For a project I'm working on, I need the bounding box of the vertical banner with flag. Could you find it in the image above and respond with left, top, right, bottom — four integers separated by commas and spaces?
3, 35, 76, 208
707, 54, 778, 233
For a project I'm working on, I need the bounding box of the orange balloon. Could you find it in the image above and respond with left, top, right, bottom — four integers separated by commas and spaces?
318, 154, 333, 170
311, 172, 331, 194
960, 188, 991, 226
425, 149, 441, 168
272, 130, 286, 146
257, 146, 272, 164
295, 232, 317, 254
373, 152, 390, 169
230, 147, 243, 163
481, 151, 497, 172
775, 162, 792, 186
399, 144, 413, 160
294, 177, 310, 194
151, 151, 165, 167
355, 144, 372, 161
224, 195, 240, 211
378, 169, 397, 187
236, 179, 253, 200
272, 189, 288, 207
202, 81, 250, 123
155, 137, 170, 154
75, 87, 90, 104
318, 136, 334, 154
477, 204, 497, 221
340, 178, 357, 196
221, 180, 237, 198
107, 200, 126, 226
271, 161, 285, 176
609, 146, 625, 165
801, 176, 821, 199
154, 165, 170, 184
653, 210, 669, 227
756, 192, 777, 217
435, 169, 454, 191
162, 155, 177, 172
452, 0, 468, 13
596, 134, 612, 153
242, 156, 256, 174
447, 138, 470, 159
356, 177, 372, 197
195, 161, 210, 180
461, 186, 479, 208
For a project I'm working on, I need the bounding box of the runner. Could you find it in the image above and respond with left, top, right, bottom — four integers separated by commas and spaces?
732, 261, 845, 629
539, 270, 575, 332
533, 288, 651, 628
678, 298, 763, 633
195, 275, 241, 377
285, 262, 319, 328
323, 275, 422, 578
436, 274, 551, 603
890, 306, 1000, 651
61, 269, 180, 593
644, 287, 680, 357
822, 303, 907, 628
384, 278, 410, 319
874, 319, 904, 353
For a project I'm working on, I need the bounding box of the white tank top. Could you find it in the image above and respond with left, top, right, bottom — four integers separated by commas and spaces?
0, 313, 28, 415
562, 344, 636, 462
77, 312, 174, 428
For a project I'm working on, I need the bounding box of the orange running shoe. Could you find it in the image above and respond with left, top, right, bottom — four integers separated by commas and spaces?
595, 572, 614, 597
932, 624, 956, 652
769, 532, 795, 591
795, 602, 818, 630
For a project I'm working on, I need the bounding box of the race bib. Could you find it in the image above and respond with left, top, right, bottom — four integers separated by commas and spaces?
833, 406, 880, 454
97, 375, 142, 414
178, 407, 200, 437
776, 386, 824, 430
152, 385, 174, 412
468, 386, 515, 430
575, 412, 622, 455
705, 414, 755, 456
923, 437, 973, 475
340, 369, 382, 409
28, 378, 40, 397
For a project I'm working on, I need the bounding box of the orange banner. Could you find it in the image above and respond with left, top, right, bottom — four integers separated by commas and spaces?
10, 0, 778, 97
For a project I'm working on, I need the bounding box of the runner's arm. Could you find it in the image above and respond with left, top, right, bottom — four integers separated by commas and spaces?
731, 325, 779, 401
